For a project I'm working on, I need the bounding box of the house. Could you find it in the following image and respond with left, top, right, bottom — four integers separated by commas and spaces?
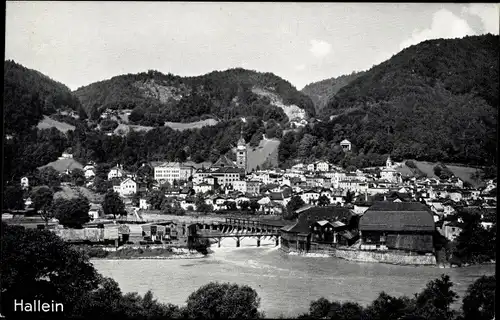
301, 190, 320, 204
193, 182, 212, 194
60, 149, 73, 159
88, 203, 102, 220
359, 202, 435, 253
20, 177, 29, 189
116, 178, 139, 197
85, 168, 96, 179
340, 139, 352, 152
441, 220, 462, 241
139, 198, 151, 210
316, 161, 330, 172
280, 206, 355, 253
108, 165, 126, 180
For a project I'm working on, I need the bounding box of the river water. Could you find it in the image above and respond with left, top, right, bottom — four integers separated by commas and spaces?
92, 236, 495, 318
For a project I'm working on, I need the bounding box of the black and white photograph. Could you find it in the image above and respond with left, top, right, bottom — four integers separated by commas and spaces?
2, 2, 498, 319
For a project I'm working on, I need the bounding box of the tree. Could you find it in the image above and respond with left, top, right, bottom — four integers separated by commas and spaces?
146, 190, 165, 210
239, 201, 250, 211
454, 209, 495, 263
249, 200, 260, 213
317, 195, 330, 207
3, 185, 25, 210
71, 168, 86, 186
309, 297, 331, 318
461, 275, 495, 320
0, 222, 100, 318
224, 201, 237, 211
365, 292, 414, 320
35, 166, 62, 189
413, 274, 458, 320
285, 196, 305, 220
102, 191, 126, 218
185, 282, 264, 319
31, 186, 54, 225
52, 196, 91, 228
345, 190, 354, 204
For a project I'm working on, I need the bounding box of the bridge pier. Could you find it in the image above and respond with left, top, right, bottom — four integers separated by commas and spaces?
218, 236, 221, 248
275, 236, 279, 246
236, 237, 241, 247
257, 236, 261, 247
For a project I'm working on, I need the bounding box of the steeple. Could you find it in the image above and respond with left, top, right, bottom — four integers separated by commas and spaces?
386, 155, 392, 168
237, 127, 246, 147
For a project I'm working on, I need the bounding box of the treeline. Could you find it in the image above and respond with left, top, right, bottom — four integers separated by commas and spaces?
302, 34, 498, 166
74, 67, 315, 124
0, 222, 495, 319
4, 60, 82, 135
67, 118, 267, 170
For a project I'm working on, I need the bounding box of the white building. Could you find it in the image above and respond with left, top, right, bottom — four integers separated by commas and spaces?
139, 198, 151, 210
20, 177, 29, 189
154, 162, 195, 185
193, 182, 212, 194
340, 139, 352, 152
316, 161, 330, 172
108, 165, 125, 180
380, 156, 402, 184
115, 178, 137, 197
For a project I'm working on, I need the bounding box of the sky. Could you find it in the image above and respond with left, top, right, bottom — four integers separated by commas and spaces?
5, 2, 499, 91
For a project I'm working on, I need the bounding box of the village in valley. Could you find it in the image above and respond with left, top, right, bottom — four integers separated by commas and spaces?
7, 130, 497, 266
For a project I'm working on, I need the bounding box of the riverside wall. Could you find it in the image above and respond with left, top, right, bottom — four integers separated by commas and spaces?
334, 248, 437, 265
280, 244, 437, 265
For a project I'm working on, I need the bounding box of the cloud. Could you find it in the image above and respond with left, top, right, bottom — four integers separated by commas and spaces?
462, 3, 499, 35
294, 64, 306, 71
400, 8, 476, 50
309, 39, 332, 58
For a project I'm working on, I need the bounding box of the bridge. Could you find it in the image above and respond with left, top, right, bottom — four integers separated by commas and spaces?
191, 217, 284, 247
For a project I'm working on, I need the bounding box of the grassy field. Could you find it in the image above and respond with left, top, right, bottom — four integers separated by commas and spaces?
54, 185, 104, 203
164, 119, 218, 131
113, 123, 154, 135
413, 161, 483, 187
37, 115, 76, 133
40, 158, 84, 172
246, 137, 280, 171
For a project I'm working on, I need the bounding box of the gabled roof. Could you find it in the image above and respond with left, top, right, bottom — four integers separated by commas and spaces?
340, 139, 351, 144
298, 206, 352, 223
360, 201, 435, 232
281, 220, 310, 234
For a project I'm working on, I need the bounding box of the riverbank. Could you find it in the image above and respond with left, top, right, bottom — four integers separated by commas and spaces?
76, 245, 207, 260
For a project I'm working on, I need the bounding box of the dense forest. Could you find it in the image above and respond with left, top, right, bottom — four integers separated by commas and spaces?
74, 68, 315, 124
301, 71, 365, 113
4, 60, 83, 135
281, 34, 499, 167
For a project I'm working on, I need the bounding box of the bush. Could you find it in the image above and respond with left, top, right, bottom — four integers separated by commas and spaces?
405, 160, 417, 168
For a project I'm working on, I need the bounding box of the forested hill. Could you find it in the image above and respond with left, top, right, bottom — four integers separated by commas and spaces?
73, 68, 315, 125
279, 34, 498, 167
301, 71, 365, 114
4, 60, 82, 135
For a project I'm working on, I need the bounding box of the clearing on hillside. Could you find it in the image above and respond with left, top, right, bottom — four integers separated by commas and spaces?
39, 158, 83, 173
414, 161, 483, 188
245, 137, 280, 171
164, 119, 219, 131
37, 115, 75, 133
54, 185, 103, 203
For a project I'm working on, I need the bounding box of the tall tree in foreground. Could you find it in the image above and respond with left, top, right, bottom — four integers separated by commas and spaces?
102, 191, 126, 218
460, 275, 496, 320
52, 196, 91, 228
185, 282, 264, 319
30, 186, 54, 225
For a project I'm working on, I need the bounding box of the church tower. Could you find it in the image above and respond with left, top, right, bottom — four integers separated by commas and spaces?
386, 155, 393, 168
236, 129, 247, 173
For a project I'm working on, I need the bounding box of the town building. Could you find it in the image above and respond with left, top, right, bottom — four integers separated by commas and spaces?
358, 202, 435, 253
236, 130, 247, 173
153, 162, 195, 184
340, 139, 352, 152
20, 177, 29, 189
108, 165, 126, 180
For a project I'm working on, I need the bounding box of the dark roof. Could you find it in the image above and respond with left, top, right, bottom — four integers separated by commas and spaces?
281, 220, 310, 234
360, 202, 435, 232
212, 155, 236, 168
212, 167, 244, 174
298, 206, 352, 224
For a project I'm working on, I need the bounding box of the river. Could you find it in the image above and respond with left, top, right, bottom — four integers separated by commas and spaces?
92, 236, 495, 318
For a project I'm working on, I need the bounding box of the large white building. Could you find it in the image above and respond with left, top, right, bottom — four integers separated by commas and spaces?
380, 156, 402, 184
153, 162, 195, 184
